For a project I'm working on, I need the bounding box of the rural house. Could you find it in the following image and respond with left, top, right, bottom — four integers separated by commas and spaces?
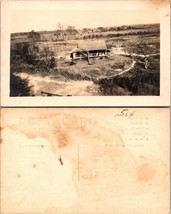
70, 40, 109, 61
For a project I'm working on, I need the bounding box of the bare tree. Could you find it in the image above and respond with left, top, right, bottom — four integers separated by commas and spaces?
56, 23, 68, 44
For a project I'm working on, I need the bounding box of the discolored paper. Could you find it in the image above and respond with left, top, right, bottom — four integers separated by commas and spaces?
1, 108, 170, 213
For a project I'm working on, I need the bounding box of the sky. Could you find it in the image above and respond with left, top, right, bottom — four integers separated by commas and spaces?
10, 1, 160, 33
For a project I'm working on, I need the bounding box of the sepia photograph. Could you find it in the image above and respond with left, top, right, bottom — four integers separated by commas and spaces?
10, 10, 160, 96
1, 0, 170, 106
1, 108, 170, 213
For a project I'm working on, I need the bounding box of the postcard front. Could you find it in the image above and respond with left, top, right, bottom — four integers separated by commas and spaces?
1, 0, 170, 106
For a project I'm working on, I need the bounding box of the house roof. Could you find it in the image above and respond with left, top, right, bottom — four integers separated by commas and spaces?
78, 40, 107, 51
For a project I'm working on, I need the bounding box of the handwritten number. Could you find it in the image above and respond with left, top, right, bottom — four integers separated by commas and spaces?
115, 109, 135, 118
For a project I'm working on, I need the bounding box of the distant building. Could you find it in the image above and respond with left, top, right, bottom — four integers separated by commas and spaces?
70, 39, 109, 60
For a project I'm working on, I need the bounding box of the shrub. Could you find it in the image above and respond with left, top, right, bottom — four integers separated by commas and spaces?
10, 74, 32, 96
12, 43, 57, 69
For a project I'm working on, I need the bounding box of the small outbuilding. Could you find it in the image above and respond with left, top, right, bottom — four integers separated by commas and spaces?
70, 40, 109, 61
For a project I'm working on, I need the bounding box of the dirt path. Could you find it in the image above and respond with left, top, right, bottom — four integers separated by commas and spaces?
98, 59, 136, 81
108, 47, 160, 77
14, 72, 101, 96
112, 47, 159, 58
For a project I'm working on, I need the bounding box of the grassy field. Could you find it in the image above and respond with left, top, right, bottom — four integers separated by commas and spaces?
10, 23, 160, 96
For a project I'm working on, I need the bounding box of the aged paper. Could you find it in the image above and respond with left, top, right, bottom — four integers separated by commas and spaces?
1, 108, 170, 213
1, 0, 170, 106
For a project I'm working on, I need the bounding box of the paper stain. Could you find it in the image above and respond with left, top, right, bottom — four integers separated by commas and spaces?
0, 126, 3, 144
55, 126, 70, 148
137, 162, 156, 183
1, 127, 77, 213
135, 156, 167, 185
1, 110, 169, 213
148, 0, 170, 9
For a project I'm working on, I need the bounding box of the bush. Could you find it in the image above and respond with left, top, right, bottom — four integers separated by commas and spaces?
98, 70, 159, 96
11, 43, 57, 69
10, 74, 32, 96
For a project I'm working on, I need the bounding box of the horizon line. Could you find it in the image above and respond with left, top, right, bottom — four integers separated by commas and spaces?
11, 22, 160, 34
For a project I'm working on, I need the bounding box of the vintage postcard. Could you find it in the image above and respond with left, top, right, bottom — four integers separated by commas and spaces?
1, 108, 170, 213
0, 0, 170, 106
